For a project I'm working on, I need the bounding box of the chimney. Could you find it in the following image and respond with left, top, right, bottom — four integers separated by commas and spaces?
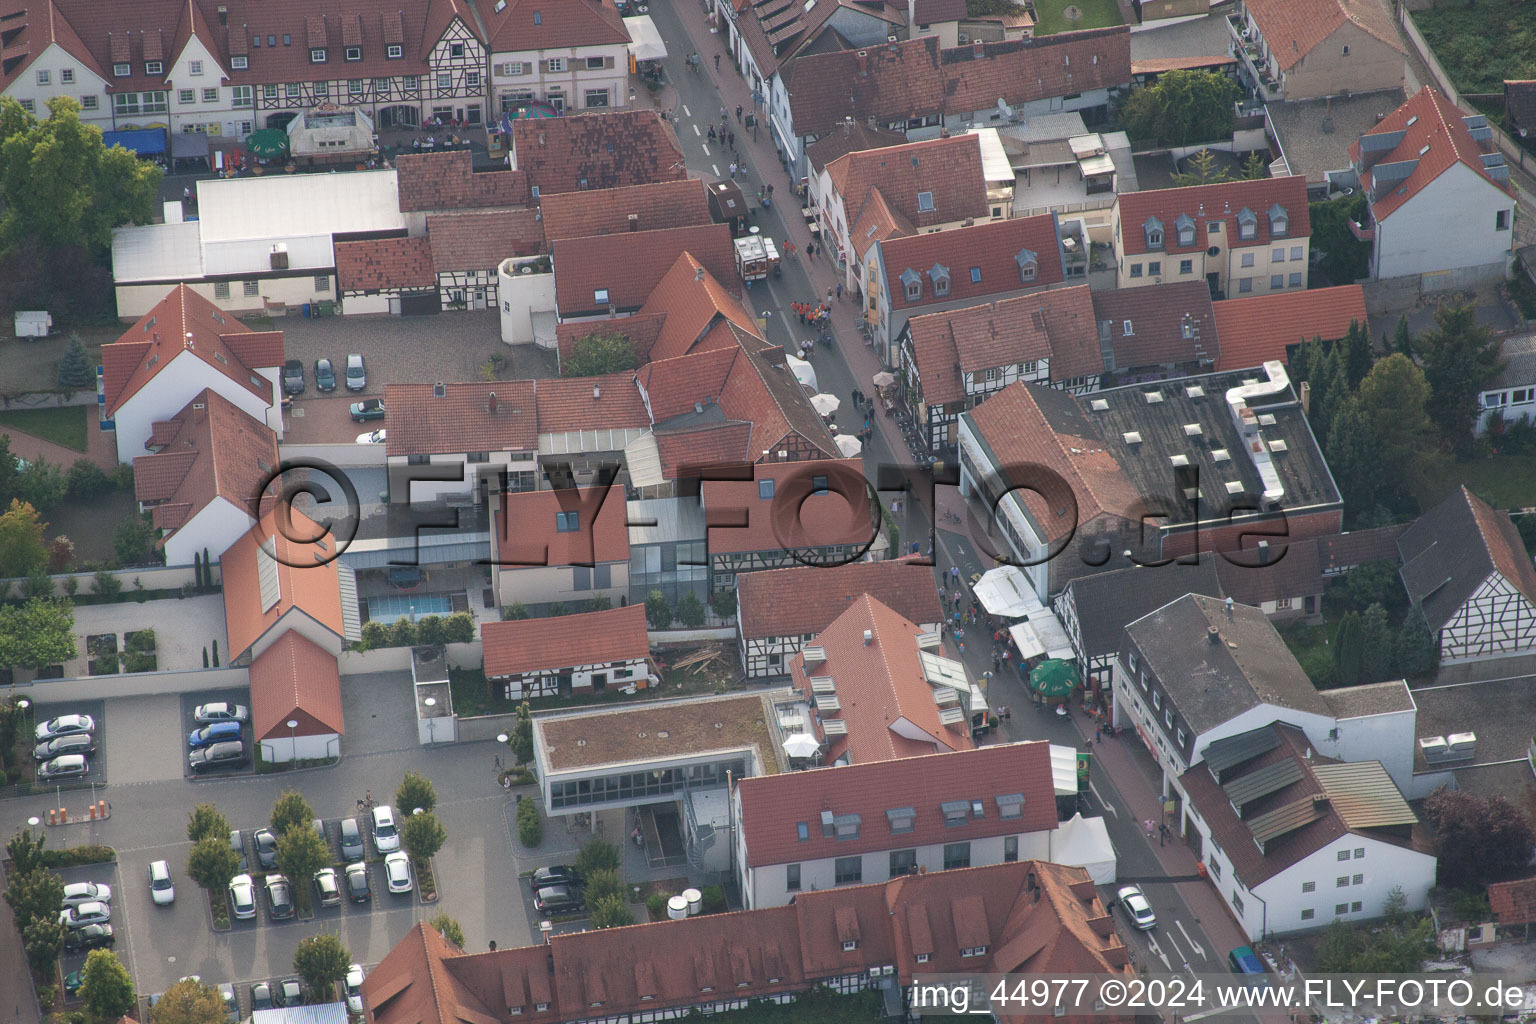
907, 0, 915, 38
433, 381, 446, 398
862, 629, 873, 645
973, 41, 984, 58
1225, 596, 1234, 616
1207, 626, 1221, 645
1257, 539, 1270, 565
592, 384, 601, 399
628, 213, 639, 231
1299, 379, 1311, 414
487, 391, 498, 415
538, 132, 546, 147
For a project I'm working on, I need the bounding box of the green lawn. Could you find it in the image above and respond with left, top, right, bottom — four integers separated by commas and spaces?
1412, 0, 1536, 94
0, 406, 89, 453
1031, 0, 1124, 35
1414, 454, 1536, 513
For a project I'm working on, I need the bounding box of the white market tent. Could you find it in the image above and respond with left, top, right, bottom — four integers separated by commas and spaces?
624, 15, 668, 61
1009, 612, 1074, 662
1049, 812, 1116, 885
973, 565, 1043, 618
1049, 744, 1078, 799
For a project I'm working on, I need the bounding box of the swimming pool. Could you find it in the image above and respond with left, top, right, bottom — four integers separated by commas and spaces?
367, 593, 454, 625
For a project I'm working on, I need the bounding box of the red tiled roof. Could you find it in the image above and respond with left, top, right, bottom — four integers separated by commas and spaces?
912, 0, 966, 22
482, 604, 649, 678
1245, 0, 1402, 71
882, 214, 1065, 313
552, 223, 735, 315
638, 347, 741, 422
654, 421, 754, 478
511, 110, 686, 196
790, 594, 974, 765
556, 313, 668, 365
907, 285, 1098, 405
827, 135, 988, 238
539, 178, 713, 243
426, 210, 545, 272
481, 0, 628, 51
1351, 86, 1514, 221
494, 485, 629, 567
394, 150, 530, 213
1115, 175, 1310, 257
804, 122, 906, 174
220, 505, 348, 661
641, 251, 763, 363
0, 0, 104, 92
1317, 524, 1405, 573
737, 556, 941, 638
1489, 877, 1536, 925
1213, 284, 1366, 370
133, 389, 279, 543
1090, 280, 1218, 371
738, 742, 1058, 867
249, 630, 344, 739
335, 237, 436, 292
533, 375, 649, 433
383, 381, 537, 457
702, 457, 872, 555
1215, 538, 1325, 605
103, 284, 283, 415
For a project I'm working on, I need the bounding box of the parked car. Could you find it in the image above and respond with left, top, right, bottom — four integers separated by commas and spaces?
529, 866, 583, 892
250, 983, 273, 1012
265, 874, 294, 919
64, 969, 84, 998
344, 964, 365, 1015
38, 754, 89, 781
218, 983, 238, 1022
279, 980, 302, 1006
533, 885, 583, 915
315, 357, 338, 392
61, 882, 112, 908
63, 923, 113, 952
35, 714, 94, 742
371, 805, 400, 852
228, 874, 256, 920
148, 860, 175, 905
1117, 885, 1156, 930
189, 740, 247, 773
253, 828, 278, 868
59, 901, 111, 929
193, 702, 249, 724
384, 851, 412, 894
349, 397, 385, 422
339, 817, 365, 862
281, 359, 305, 395
344, 862, 371, 904
34, 733, 94, 762
345, 353, 366, 391
355, 428, 386, 445
314, 867, 342, 908
188, 721, 242, 749
229, 829, 248, 871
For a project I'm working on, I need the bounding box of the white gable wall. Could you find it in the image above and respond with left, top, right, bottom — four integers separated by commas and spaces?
1, 44, 111, 126
113, 354, 275, 463
1251, 833, 1436, 939
162, 496, 254, 568
1375, 162, 1514, 281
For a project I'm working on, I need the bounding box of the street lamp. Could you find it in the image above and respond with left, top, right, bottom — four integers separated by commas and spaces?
287, 719, 299, 763
424, 697, 437, 744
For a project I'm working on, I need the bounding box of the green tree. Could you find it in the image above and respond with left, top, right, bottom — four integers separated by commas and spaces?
292, 933, 351, 1000
113, 512, 157, 565
4, 867, 64, 928
1306, 192, 1371, 285
1340, 560, 1405, 616
1325, 398, 1378, 513
401, 811, 448, 863
1354, 354, 1436, 487
512, 701, 534, 767
444, 611, 475, 643
17, 457, 65, 512
1169, 147, 1230, 187
1397, 603, 1438, 678
92, 569, 122, 598
516, 797, 542, 847
186, 835, 240, 894
712, 589, 737, 619
1341, 320, 1372, 390
56, 334, 93, 390
0, 96, 161, 255
357, 619, 387, 651
80, 948, 136, 1020
396, 771, 437, 815
1240, 150, 1269, 180
415, 614, 446, 645
1117, 70, 1240, 146
1391, 314, 1413, 357
644, 589, 671, 628
1423, 788, 1536, 887
6, 828, 48, 876
270, 790, 315, 836
0, 598, 76, 671
501, 602, 530, 620
275, 826, 330, 913
0, 498, 47, 578
1416, 300, 1503, 453
562, 332, 638, 377
21, 915, 63, 977
584, 868, 624, 907
676, 591, 705, 628
589, 893, 634, 928
575, 839, 622, 877
20, 567, 53, 600
387, 617, 417, 647
583, 594, 612, 613
0, 435, 20, 507
1332, 610, 1363, 687
428, 912, 465, 949
1359, 603, 1395, 684
150, 977, 227, 1024
186, 803, 232, 845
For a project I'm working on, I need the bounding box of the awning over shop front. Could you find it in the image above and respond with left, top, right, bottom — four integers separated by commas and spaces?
103, 128, 167, 156
171, 131, 211, 159
973, 565, 1043, 618
1009, 609, 1074, 662
624, 15, 668, 61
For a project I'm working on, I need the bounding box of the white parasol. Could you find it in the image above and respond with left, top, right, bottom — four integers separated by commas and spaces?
809, 393, 840, 416
871, 370, 896, 388
784, 353, 818, 391
834, 433, 863, 457
783, 733, 821, 758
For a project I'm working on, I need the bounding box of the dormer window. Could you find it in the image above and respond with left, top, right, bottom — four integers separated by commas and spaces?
594, 288, 608, 305
929, 263, 949, 298
842, 940, 858, 952
1268, 203, 1289, 236
387, 44, 403, 58
346, 46, 362, 61
146, 61, 163, 75
114, 63, 130, 77
1143, 216, 1164, 249
916, 190, 934, 212
900, 268, 921, 301
555, 511, 579, 532
1175, 213, 1195, 246
1237, 207, 1257, 240
916, 953, 930, 964
759, 479, 775, 499
310, 48, 327, 63
231, 56, 247, 69
961, 946, 988, 957
1015, 248, 1038, 283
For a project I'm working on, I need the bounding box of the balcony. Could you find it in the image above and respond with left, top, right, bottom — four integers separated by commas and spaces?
1226, 14, 1285, 103
1349, 218, 1374, 242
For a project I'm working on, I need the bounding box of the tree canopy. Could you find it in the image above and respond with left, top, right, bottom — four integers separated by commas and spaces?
1307, 193, 1372, 285
1169, 148, 1230, 187
1117, 70, 1240, 146
562, 332, 638, 377
1416, 300, 1503, 453
270, 790, 315, 836
1423, 788, 1535, 887
396, 771, 437, 816
293, 933, 351, 999
428, 912, 466, 949
402, 811, 448, 863
0, 498, 47, 578
186, 835, 240, 893
150, 977, 227, 1024
187, 803, 232, 845
81, 949, 137, 1020
0, 598, 76, 671
275, 826, 330, 913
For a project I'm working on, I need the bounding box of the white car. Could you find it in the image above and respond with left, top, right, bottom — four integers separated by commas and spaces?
61, 882, 112, 908
35, 714, 94, 742
343, 964, 365, 1014
371, 805, 400, 852
227, 873, 257, 920
59, 901, 111, 929
193, 702, 248, 724
355, 428, 386, 445
1117, 885, 1157, 931
148, 860, 175, 905
383, 852, 413, 894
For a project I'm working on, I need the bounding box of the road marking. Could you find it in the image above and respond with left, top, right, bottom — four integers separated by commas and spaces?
682, 105, 691, 117
1177, 920, 1207, 960
1145, 932, 1172, 971
712, 165, 720, 176
702, 143, 711, 156
1088, 781, 1117, 816
1162, 927, 1185, 964
692, 124, 701, 136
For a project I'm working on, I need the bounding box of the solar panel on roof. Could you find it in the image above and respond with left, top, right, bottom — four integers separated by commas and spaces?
1202, 727, 1282, 777
1223, 758, 1306, 810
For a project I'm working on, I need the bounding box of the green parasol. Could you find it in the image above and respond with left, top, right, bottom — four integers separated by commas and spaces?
245, 128, 289, 158
1029, 658, 1079, 698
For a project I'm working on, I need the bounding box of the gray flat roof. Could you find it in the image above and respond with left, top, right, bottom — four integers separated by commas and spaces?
1412, 677, 1536, 770
535, 690, 792, 774
1266, 89, 1407, 183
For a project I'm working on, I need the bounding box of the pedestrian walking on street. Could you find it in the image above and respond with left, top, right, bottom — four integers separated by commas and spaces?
735, 104, 743, 121
1094, 724, 1101, 743
708, 124, 717, 141
727, 130, 735, 148
720, 105, 727, 120
729, 161, 738, 179
714, 53, 721, 70
836, 282, 844, 300
826, 286, 834, 304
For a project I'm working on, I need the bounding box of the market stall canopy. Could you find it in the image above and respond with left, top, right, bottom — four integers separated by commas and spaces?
170, 132, 210, 160
1010, 612, 1074, 661
244, 128, 289, 157
784, 354, 817, 391
1029, 658, 1079, 698
871, 371, 896, 388
834, 434, 862, 458
973, 565, 1043, 618
1049, 812, 1116, 884
103, 128, 166, 156
624, 15, 668, 61
809, 393, 840, 417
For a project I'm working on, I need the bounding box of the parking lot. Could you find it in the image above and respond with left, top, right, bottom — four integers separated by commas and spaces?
32, 700, 106, 787
101, 695, 188, 785
178, 693, 257, 781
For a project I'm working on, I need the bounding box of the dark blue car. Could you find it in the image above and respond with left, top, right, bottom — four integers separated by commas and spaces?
188, 721, 242, 749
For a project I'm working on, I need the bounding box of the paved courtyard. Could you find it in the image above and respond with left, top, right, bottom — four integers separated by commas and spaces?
65, 596, 229, 677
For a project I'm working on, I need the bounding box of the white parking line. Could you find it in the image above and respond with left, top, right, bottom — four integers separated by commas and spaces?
692, 124, 701, 136
702, 143, 711, 156
682, 104, 691, 117
712, 164, 720, 176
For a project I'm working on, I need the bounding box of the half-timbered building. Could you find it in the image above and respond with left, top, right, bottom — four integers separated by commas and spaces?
481, 604, 652, 699
427, 209, 544, 310
736, 557, 943, 678
1398, 486, 1536, 664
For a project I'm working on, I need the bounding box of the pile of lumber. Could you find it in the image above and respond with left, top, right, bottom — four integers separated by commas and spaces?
669, 644, 726, 674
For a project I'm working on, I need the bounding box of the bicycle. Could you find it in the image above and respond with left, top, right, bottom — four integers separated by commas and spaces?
942, 509, 962, 524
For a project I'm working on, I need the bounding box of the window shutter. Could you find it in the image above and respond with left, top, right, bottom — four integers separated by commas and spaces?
605, 56, 615, 68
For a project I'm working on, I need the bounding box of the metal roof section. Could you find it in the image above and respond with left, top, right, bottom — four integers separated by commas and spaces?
1248, 794, 1328, 848
1223, 758, 1305, 811
1201, 726, 1283, 778
1311, 761, 1419, 830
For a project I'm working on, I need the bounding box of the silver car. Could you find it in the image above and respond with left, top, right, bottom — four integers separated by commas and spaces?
1117, 884, 1157, 930
59, 901, 111, 929
61, 882, 112, 908
228, 874, 256, 920
35, 714, 94, 742
345, 353, 366, 391
344, 964, 365, 1014
193, 702, 248, 724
